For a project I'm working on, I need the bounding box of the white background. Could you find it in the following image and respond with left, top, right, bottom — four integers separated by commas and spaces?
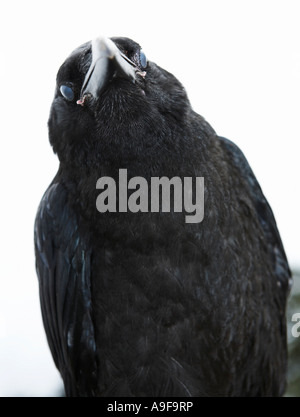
0, 0, 299, 396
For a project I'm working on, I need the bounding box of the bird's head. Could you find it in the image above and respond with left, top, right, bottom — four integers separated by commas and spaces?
48, 37, 191, 168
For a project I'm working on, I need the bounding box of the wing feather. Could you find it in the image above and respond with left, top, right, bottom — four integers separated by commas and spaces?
219, 136, 292, 296
34, 183, 98, 397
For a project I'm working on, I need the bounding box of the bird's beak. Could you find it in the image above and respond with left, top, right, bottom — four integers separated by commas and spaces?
78, 37, 137, 104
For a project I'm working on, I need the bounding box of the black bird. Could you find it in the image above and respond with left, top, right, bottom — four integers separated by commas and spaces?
34, 36, 291, 397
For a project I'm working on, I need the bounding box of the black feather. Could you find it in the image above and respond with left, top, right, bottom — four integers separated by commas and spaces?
35, 183, 97, 396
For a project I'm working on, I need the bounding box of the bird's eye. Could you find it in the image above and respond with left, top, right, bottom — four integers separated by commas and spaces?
60, 85, 74, 101
139, 50, 147, 69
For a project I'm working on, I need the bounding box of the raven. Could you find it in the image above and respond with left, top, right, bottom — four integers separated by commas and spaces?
34, 37, 291, 397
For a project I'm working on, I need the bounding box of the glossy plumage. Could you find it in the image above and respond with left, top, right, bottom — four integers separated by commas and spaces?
34, 37, 291, 397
